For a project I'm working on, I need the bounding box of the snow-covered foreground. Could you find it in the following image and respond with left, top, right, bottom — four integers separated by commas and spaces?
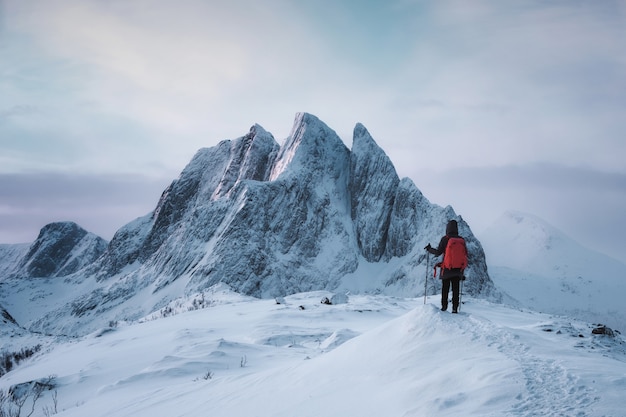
2, 289, 626, 417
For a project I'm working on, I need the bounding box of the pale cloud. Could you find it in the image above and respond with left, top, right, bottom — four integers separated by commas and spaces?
2, 0, 362, 173
1, 0, 625, 265
6, 1, 248, 120
385, 0, 626, 171
0, 172, 171, 242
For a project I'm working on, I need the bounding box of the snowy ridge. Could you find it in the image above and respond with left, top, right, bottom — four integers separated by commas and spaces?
481, 210, 626, 332
0, 291, 624, 416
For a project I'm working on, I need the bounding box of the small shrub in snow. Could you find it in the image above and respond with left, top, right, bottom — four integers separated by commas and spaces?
0, 345, 42, 378
42, 389, 58, 417
191, 293, 208, 310
160, 306, 174, 318
193, 370, 214, 382
0, 375, 56, 417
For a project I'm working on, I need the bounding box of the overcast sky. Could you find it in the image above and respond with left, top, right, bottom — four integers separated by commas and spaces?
1, 0, 625, 264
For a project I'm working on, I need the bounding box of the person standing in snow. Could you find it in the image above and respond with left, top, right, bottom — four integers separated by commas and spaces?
425, 219, 467, 313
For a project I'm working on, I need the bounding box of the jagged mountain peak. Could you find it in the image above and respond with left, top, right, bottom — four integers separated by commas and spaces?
121, 123, 282, 270
350, 122, 399, 184
175, 122, 279, 200
349, 122, 400, 262
353, 122, 380, 150
269, 112, 348, 181
353, 121, 368, 137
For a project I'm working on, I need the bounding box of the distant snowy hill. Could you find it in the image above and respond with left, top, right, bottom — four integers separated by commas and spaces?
480, 210, 626, 332
1, 291, 624, 417
0, 113, 495, 337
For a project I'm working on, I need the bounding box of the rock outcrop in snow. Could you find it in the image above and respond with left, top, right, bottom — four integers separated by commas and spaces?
1, 304, 17, 326
1, 113, 496, 336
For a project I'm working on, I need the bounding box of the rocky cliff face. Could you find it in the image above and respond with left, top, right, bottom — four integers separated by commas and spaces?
87, 113, 358, 297
1, 113, 497, 336
350, 123, 400, 262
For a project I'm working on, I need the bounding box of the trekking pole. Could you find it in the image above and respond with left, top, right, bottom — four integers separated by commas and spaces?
424, 252, 429, 304
459, 274, 464, 312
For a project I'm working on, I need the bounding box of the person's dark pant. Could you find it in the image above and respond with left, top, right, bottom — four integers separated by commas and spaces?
441, 277, 461, 311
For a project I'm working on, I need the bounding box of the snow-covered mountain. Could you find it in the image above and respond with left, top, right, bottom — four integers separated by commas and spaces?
2, 114, 626, 417
0, 113, 495, 337
15, 222, 107, 278
480, 210, 626, 332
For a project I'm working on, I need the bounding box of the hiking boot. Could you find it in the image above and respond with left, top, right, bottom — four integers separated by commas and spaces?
441, 305, 448, 311
452, 308, 458, 314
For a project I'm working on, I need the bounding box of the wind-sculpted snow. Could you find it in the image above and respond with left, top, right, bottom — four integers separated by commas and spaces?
1, 292, 625, 417
0, 113, 495, 336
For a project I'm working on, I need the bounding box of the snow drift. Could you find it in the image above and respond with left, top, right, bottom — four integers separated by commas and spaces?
1, 291, 624, 417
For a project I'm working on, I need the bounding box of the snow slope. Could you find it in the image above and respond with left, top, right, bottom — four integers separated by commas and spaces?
481, 211, 626, 333
1, 289, 624, 417
0, 243, 29, 277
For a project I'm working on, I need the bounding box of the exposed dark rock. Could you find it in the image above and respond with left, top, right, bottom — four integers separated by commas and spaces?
17, 222, 107, 278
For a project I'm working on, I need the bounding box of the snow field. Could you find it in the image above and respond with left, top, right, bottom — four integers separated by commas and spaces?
1, 291, 625, 417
